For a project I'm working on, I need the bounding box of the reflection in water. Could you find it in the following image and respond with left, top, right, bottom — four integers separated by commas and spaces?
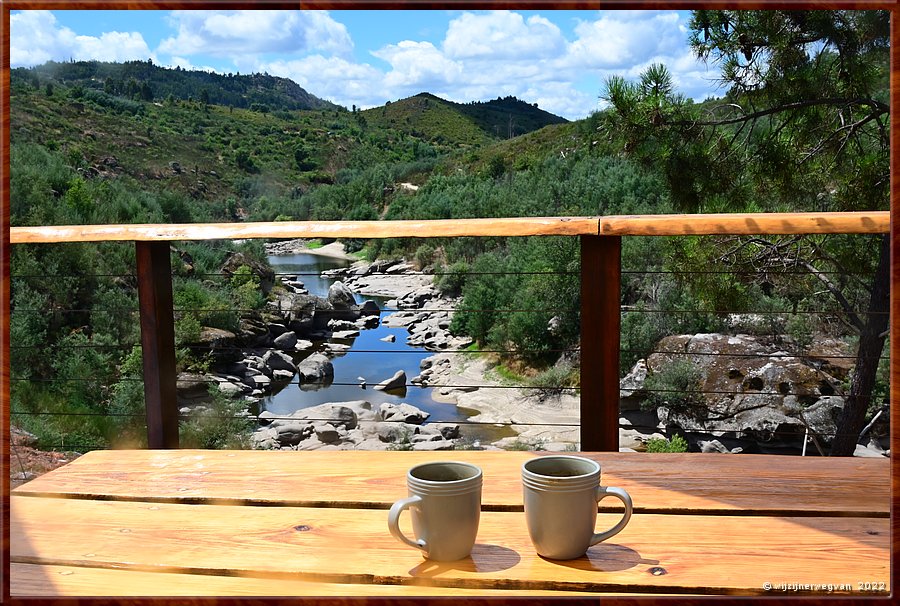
265, 252, 514, 442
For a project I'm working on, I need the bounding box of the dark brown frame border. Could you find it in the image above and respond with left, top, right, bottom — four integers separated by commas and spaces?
0, 1, 895, 604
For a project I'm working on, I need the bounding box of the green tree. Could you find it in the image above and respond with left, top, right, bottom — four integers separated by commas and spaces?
602, 10, 889, 455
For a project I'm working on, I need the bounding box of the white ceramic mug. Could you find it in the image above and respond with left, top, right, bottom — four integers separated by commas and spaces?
388, 461, 483, 561
522, 455, 633, 560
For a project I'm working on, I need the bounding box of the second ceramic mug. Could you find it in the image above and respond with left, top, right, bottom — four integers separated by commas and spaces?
522, 455, 633, 560
388, 461, 483, 561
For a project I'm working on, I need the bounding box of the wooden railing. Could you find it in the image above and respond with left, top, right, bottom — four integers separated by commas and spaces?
9, 211, 890, 451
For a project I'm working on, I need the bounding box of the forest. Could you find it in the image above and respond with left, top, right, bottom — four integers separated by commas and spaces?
8, 10, 890, 456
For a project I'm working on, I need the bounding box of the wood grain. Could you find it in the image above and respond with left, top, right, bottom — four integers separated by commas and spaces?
8, 212, 889, 244
10, 495, 889, 595
597, 211, 889, 236
13, 450, 890, 517
9, 217, 600, 243
9, 563, 605, 597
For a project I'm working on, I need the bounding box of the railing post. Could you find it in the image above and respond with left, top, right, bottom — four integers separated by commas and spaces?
136, 241, 179, 448
580, 235, 621, 451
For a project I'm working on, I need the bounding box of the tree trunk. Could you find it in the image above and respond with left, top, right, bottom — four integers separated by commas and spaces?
830, 234, 890, 456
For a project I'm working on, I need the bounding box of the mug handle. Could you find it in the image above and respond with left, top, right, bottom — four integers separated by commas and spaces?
388, 495, 427, 553
590, 486, 633, 545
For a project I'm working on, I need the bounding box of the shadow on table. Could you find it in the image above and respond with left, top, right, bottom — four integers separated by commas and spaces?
544, 543, 659, 573
409, 543, 520, 576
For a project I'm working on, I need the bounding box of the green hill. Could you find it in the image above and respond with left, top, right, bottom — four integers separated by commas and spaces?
362, 92, 566, 149
14, 60, 340, 112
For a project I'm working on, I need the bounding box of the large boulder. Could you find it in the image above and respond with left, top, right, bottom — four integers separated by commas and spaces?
374, 370, 407, 393
263, 350, 296, 374
629, 333, 849, 451
378, 402, 429, 424
328, 281, 356, 309
296, 354, 334, 385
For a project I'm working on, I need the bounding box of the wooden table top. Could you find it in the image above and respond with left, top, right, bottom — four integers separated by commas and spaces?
10, 450, 891, 597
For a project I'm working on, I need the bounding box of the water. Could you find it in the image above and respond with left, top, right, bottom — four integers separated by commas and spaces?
263, 252, 513, 442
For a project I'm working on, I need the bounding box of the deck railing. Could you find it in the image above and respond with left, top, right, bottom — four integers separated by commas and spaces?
8, 211, 890, 451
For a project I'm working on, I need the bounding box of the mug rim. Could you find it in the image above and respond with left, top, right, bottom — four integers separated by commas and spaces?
408, 460, 483, 485
522, 455, 601, 481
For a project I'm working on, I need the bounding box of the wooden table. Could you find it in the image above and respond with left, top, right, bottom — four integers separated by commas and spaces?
10, 450, 891, 597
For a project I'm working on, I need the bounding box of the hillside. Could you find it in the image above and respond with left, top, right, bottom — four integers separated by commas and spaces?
362, 92, 567, 148
14, 60, 340, 112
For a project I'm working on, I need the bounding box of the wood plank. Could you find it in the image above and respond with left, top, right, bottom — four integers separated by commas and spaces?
10, 496, 889, 595
9, 564, 604, 597
9, 217, 600, 243
9, 212, 889, 245
598, 211, 889, 236
14, 450, 890, 517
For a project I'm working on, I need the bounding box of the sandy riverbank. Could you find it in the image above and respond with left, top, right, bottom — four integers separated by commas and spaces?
265, 239, 357, 260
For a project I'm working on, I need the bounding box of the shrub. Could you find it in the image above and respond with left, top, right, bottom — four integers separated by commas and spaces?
645, 435, 689, 453
179, 387, 254, 449
643, 359, 704, 414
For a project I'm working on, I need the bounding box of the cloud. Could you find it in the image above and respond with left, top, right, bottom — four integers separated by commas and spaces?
158, 10, 352, 58
262, 55, 384, 107
443, 11, 565, 60
567, 11, 685, 69
10, 10, 153, 67
372, 41, 463, 90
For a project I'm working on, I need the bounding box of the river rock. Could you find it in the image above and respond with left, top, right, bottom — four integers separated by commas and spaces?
273, 331, 298, 351
374, 370, 407, 393
378, 402, 429, 424
314, 423, 341, 444
327, 281, 356, 309
360, 300, 380, 316
274, 422, 315, 446
263, 350, 296, 374
291, 403, 359, 430
296, 354, 334, 384
380, 334, 396, 343
375, 422, 420, 443
412, 440, 455, 451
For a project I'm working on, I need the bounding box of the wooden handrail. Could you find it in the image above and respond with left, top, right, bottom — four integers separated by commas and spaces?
8, 217, 600, 243
599, 211, 889, 236
8, 211, 889, 244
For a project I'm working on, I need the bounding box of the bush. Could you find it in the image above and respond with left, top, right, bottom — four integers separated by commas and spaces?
645, 435, 689, 453
179, 387, 254, 449
643, 359, 704, 414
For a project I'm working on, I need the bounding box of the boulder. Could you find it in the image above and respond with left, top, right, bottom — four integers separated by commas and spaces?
412, 440, 456, 451
263, 350, 296, 374
274, 422, 315, 446
360, 300, 380, 316
380, 334, 396, 343
314, 423, 341, 444
273, 331, 298, 351
378, 402, 430, 425
374, 370, 407, 393
296, 354, 334, 385
327, 281, 356, 309
289, 403, 359, 430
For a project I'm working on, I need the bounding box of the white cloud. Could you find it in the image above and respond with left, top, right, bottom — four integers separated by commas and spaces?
158, 10, 352, 58
10, 10, 153, 67
443, 11, 565, 60
261, 55, 383, 108
567, 11, 684, 69
372, 40, 463, 90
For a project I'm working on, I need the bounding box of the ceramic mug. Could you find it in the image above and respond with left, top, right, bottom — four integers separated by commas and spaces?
388, 461, 483, 561
522, 455, 633, 560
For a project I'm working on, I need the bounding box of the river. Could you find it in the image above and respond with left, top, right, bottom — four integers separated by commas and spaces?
262, 252, 512, 442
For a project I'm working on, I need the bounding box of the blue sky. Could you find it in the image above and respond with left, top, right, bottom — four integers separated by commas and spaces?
11, 9, 723, 120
